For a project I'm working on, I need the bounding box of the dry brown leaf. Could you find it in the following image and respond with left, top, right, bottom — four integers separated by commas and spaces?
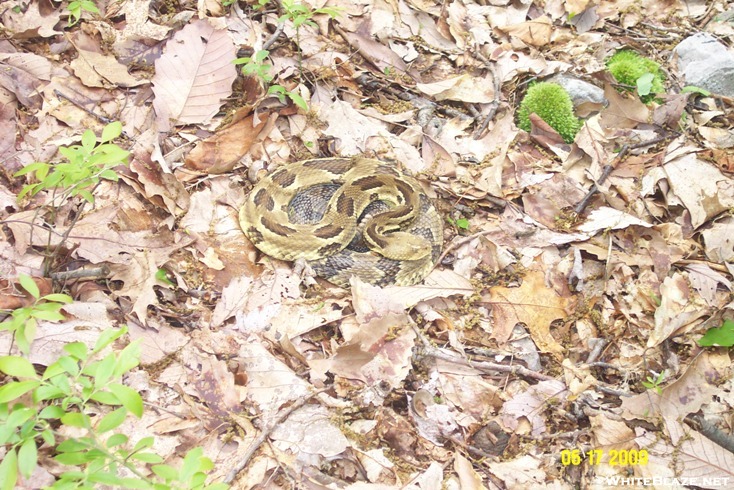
700, 216, 734, 263
185, 113, 275, 173
496, 17, 554, 47
635, 416, 734, 483
70, 48, 146, 88
577, 207, 652, 234
499, 379, 567, 435
657, 148, 734, 229
486, 269, 574, 355
487, 455, 546, 487
620, 352, 726, 420
599, 82, 649, 130
311, 313, 416, 395
0, 1, 62, 39
152, 19, 237, 126
416, 74, 495, 103
0, 52, 51, 109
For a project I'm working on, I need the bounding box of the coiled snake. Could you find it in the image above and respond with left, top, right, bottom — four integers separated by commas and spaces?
239, 157, 442, 287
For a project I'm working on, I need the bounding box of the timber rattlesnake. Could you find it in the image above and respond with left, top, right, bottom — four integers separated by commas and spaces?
240, 157, 442, 287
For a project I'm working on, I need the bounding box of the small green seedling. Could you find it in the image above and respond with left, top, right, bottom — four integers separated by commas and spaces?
15, 121, 129, 205
641, 370, 666, 395
66, 0, 100, 26
0, 274, 72, 354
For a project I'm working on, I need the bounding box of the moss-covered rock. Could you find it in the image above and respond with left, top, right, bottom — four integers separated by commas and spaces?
606, 50, 664, 102
517, 82, 581, 143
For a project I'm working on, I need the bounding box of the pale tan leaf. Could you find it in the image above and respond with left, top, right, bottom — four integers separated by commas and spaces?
416, 74, 495, 103
70, 48, 146, 88
649, 273, 709, 348
152, 19, 237, 126
486, 269, 574, 355
496, 17, 554, 47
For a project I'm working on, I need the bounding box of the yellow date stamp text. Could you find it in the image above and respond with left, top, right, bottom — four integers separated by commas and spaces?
560, 448, 648, 466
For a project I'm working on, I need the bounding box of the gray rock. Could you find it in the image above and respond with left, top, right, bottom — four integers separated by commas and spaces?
547, 74, 607, 108
674, 33, 734, 97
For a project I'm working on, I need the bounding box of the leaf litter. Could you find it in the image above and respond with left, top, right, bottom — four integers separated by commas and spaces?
1, 0, 734, 488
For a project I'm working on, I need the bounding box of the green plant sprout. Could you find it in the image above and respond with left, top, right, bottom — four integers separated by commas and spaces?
641, 370, 666, 395
606, 50, 665, 103
517, 82, 581, 143
447, 217, 470, 231
0, 326, 227, 490
0, 274, 72, 354
66, 0, 100, 26
234, 0, 340, 111
15, 121, 129, 205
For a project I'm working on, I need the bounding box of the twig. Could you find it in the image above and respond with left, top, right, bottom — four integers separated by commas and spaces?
50, 266, 111, 281
54, 89, 112, 124
585, 338, 608, 364
224, 388, 329, 483
574, 134, 671, 215
263, 22, 286, 51
418, 343, 556, 382
471, 49, 501, 139
685, 414, 734, 455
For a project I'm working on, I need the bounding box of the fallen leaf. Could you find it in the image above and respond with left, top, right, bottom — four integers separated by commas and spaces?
152, 19, 237, 127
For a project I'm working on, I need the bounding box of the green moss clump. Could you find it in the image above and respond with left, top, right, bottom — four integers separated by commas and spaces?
606, 50, 664, 102
517, 82, 581, 144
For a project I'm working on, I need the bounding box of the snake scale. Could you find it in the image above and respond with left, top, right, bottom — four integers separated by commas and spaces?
239, 157, 443, 287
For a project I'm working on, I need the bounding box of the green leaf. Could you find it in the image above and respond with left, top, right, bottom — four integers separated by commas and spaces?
93, 326, 126, 354
54, 451, 94, 466
180, 447, 205, 482
42, 293, 73, 304
129, 451, 163, 463
151, 464, 178, 481
13, 161, 48, 177
106, 433, 128, 448
0, 356, 37, 378
114, 340, 141, 377
77, 189, 95, 204
57, 438, 88, 453
81, 129, 97, 152
88, 390, 120, 405
96, 406, 128, 433
56, 355, 80, 376
63, 342, 88, 361
39, 405, 65, 419
30, 308, 66, 322
6, 406, 35, 428
18, 274, 40, 299
92, 353, 116, 388
60, 412, 89, 428
698, 319, 734, 347
0, 447, 18, 490
101, 121, 122, 143
636, 72, 655, 96
287, 91, 308, 111
34, 384, 66, 402
133, 437, 154, 451
0, 380, 40, 403
99, 169, 119, 181
18, 438, 38, 479
108, 383, 143, 417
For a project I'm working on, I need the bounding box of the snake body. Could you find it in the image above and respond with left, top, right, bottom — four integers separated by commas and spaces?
239, 157, 442, 287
